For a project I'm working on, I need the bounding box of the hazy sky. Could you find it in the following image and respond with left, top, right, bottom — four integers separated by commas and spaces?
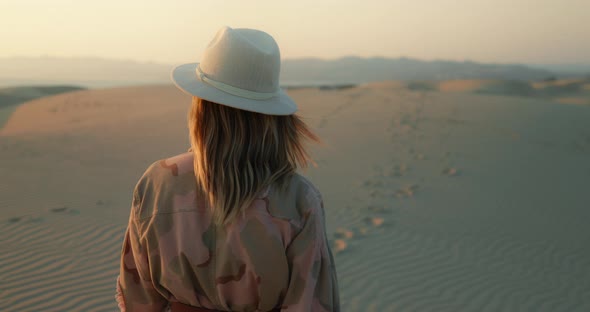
1, 0, 589, 64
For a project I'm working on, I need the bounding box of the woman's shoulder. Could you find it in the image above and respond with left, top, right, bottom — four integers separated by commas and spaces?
266, 173, 323, 224
290, 173, 322, 202
146, 151, 194, 178
132, 152, 196, 218
137, 152, 194, 184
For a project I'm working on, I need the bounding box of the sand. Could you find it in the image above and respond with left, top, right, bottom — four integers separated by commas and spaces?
409, 78, 590, 102
0, 86, 86, 130
1, 82, 590, 311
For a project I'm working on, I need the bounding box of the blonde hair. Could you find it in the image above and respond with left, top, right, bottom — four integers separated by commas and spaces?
188, 97, 319, 225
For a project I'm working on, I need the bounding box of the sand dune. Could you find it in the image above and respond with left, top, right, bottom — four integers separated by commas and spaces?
0, 86, 85, 108
0, 86, 85, 133
1, 83, 590, 311
1, 85, 185, 136
404, 78, 590, 103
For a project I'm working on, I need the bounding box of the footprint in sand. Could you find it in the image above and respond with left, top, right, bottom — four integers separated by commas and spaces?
334, 227, 354, 240
442, 167, 460, 176
368, 189, 384, 198
357, 227, 369, 236
394, 184, 419, 198
366, 179, 384, 188
6, 206, 81, 224
331, 223, 380, 253
50, 206, 68, 213
332, 239, 348, 253
367, 204, 389, 214
388, 164, 408, 177
96, 199, 113, 206
330, 227, 354, 253
48, 206, 80, 215
415, 153, 426, 160
364, 216, 386, 227
7, 215, 44, 223
372, 217, 385, 227
8, 216, 22, 223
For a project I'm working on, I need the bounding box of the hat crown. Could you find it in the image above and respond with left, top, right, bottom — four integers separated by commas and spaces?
171, 26, 297, 115
199, 27, 281, 93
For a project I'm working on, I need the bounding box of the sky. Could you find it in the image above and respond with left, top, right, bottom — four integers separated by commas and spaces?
1, 0, 589, 65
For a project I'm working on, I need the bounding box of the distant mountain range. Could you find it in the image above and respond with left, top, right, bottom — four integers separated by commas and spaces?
0, 56, 587, 88
0, 57, 171, 88
281, 57, 563, 85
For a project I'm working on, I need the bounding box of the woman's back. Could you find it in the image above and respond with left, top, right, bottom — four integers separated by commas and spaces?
117, 26, 339, 311
117, 152, 339, 311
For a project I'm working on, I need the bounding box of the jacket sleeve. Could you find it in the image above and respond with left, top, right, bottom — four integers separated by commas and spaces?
281, 191, 340, 311
116, 184, 168, 312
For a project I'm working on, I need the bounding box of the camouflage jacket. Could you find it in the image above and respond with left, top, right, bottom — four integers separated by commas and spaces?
116, 152, 340, 311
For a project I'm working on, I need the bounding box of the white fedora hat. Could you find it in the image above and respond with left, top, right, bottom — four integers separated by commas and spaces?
171, 26, 297, 115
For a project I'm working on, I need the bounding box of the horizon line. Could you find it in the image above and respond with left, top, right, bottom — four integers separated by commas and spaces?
2, 55, 590, 67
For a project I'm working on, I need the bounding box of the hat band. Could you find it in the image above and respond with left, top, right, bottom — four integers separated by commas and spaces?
196, 66, 278, 100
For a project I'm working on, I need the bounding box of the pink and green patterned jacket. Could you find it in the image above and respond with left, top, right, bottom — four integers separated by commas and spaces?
116, 152, 340, 311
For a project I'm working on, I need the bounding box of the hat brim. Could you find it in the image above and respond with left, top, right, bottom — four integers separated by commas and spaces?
171, 63, 297, 116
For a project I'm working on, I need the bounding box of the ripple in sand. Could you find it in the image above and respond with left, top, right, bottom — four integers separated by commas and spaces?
0, 216, 124, 311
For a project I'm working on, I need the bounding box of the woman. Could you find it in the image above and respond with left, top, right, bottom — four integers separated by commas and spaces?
116, 27, 340, 312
